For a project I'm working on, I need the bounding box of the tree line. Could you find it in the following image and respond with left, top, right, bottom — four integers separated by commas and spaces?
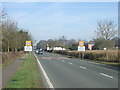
0, 9, 32, 52
36, 36, 78, 50
37, 20, 118, 50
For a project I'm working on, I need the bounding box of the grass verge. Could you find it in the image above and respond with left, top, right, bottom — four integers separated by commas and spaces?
82, 59, 120, 67
52, 52, 119, 67
5, 52, 44, 88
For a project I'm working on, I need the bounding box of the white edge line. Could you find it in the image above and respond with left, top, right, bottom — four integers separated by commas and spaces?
80, 66, 86, 69
69, 62, 73, 64
100, 73, 113, 78
34, 53, 54, 88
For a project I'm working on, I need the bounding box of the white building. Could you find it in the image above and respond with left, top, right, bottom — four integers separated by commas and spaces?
47, 47, 52, 50
47, 46, 66, 51
53, 46, 66, 50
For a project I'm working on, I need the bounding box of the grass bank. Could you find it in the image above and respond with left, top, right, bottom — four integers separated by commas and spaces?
5, 52, 44, 88
1, 51, 25, 70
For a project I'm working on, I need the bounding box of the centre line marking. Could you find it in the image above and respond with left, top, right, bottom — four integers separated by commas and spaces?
69, 62, 73, 64
80, 66, 86, 69
100, 73, 113, 78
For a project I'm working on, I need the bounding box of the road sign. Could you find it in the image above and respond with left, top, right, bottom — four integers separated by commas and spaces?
26, 41, 31, 46
79, 41, 84, 46
78, 46, 85, 51
24, 46, 32, 51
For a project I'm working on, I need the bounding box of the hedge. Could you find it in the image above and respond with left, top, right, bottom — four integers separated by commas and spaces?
53, 50, 119, 62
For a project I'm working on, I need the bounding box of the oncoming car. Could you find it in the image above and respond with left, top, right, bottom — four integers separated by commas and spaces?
35, 49, 43, 54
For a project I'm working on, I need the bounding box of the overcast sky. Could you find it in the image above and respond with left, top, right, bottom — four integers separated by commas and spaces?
2, 2, 118, 42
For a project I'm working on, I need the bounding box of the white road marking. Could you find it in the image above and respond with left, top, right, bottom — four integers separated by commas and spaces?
100, 73, 113, 78
69, 62, 73, 64
34, 54, 54, 88
62, 60, 64, 62
80, 66, 86, 69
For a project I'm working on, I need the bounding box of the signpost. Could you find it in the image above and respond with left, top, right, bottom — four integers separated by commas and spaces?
78, 41, 85, 51
24, 41, 32, 59
26, 41, 32, 46
79, 41, 84, 46
78, 46, 85, 51
78, 41, 85, 59
24, 41, 32, 51
24, 46, 32, 51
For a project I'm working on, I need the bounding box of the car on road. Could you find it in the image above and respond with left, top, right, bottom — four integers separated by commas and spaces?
35, 49, 43, 54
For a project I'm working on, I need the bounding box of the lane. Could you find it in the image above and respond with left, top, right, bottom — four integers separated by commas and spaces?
36, 52, 118, 88
58, 56, 118, 77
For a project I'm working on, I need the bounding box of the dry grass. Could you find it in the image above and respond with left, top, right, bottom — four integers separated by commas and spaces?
2, 51, 24, 64
1, 51, 25, 69
54, 50, 119, 63
70, 50, 118, 54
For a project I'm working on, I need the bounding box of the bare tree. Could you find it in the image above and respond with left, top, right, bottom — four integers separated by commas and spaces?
94, 20, 117, 49
96, 20, 117, 40
1, 9, 32, 52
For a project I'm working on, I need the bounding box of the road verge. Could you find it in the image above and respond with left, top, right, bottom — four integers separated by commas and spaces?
34, 53, 54, 88
5, 52, 44, 88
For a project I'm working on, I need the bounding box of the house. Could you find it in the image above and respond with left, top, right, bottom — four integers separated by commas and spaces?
47, 46, 66, 51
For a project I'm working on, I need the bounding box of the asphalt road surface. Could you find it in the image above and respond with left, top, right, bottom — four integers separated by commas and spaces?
35, 52, 118, 88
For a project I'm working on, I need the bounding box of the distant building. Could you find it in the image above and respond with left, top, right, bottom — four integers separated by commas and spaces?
47, 47, 52, 51
47, 46, 66, 51
53, 46, 66, 50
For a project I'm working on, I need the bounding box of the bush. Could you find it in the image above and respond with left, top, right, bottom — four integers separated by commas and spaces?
2, 51, 25, 64
53, 50, 119, 62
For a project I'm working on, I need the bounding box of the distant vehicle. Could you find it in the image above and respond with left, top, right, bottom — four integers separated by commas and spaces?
35, 49, 43, 54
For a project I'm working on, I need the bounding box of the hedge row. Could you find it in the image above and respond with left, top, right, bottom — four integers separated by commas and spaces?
2, 51, 25, 64
53, 50, 119, 62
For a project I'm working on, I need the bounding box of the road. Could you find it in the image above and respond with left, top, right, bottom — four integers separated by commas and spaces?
35, 52, 118, 88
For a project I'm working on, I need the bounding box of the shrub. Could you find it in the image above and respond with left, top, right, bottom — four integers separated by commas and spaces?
53, 50, 118, 62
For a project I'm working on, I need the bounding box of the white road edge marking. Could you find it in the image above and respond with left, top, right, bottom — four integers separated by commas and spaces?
34, 53, 54, 88
62, 60, 64, 62
100, 73, 113, 78
80, 66, 86, 69
69, 62, 73, 64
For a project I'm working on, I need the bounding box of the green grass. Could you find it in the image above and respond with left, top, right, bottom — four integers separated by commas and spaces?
5, 52, 44, 88
96, 61, 119, 67
83, 59, 120, 67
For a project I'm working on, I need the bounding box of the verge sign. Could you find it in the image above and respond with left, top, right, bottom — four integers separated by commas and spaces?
79, 41, 84, 46
26, 41, 31, 46
78, 41, 85, 51
24, 46, 32, 51
78, 46, 85, 51
24, 41, 32, 51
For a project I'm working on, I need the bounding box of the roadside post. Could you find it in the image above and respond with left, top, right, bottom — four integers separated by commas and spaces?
104, 48, 108, 61
78, 41, 85, 59
24, 41, 32, 59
